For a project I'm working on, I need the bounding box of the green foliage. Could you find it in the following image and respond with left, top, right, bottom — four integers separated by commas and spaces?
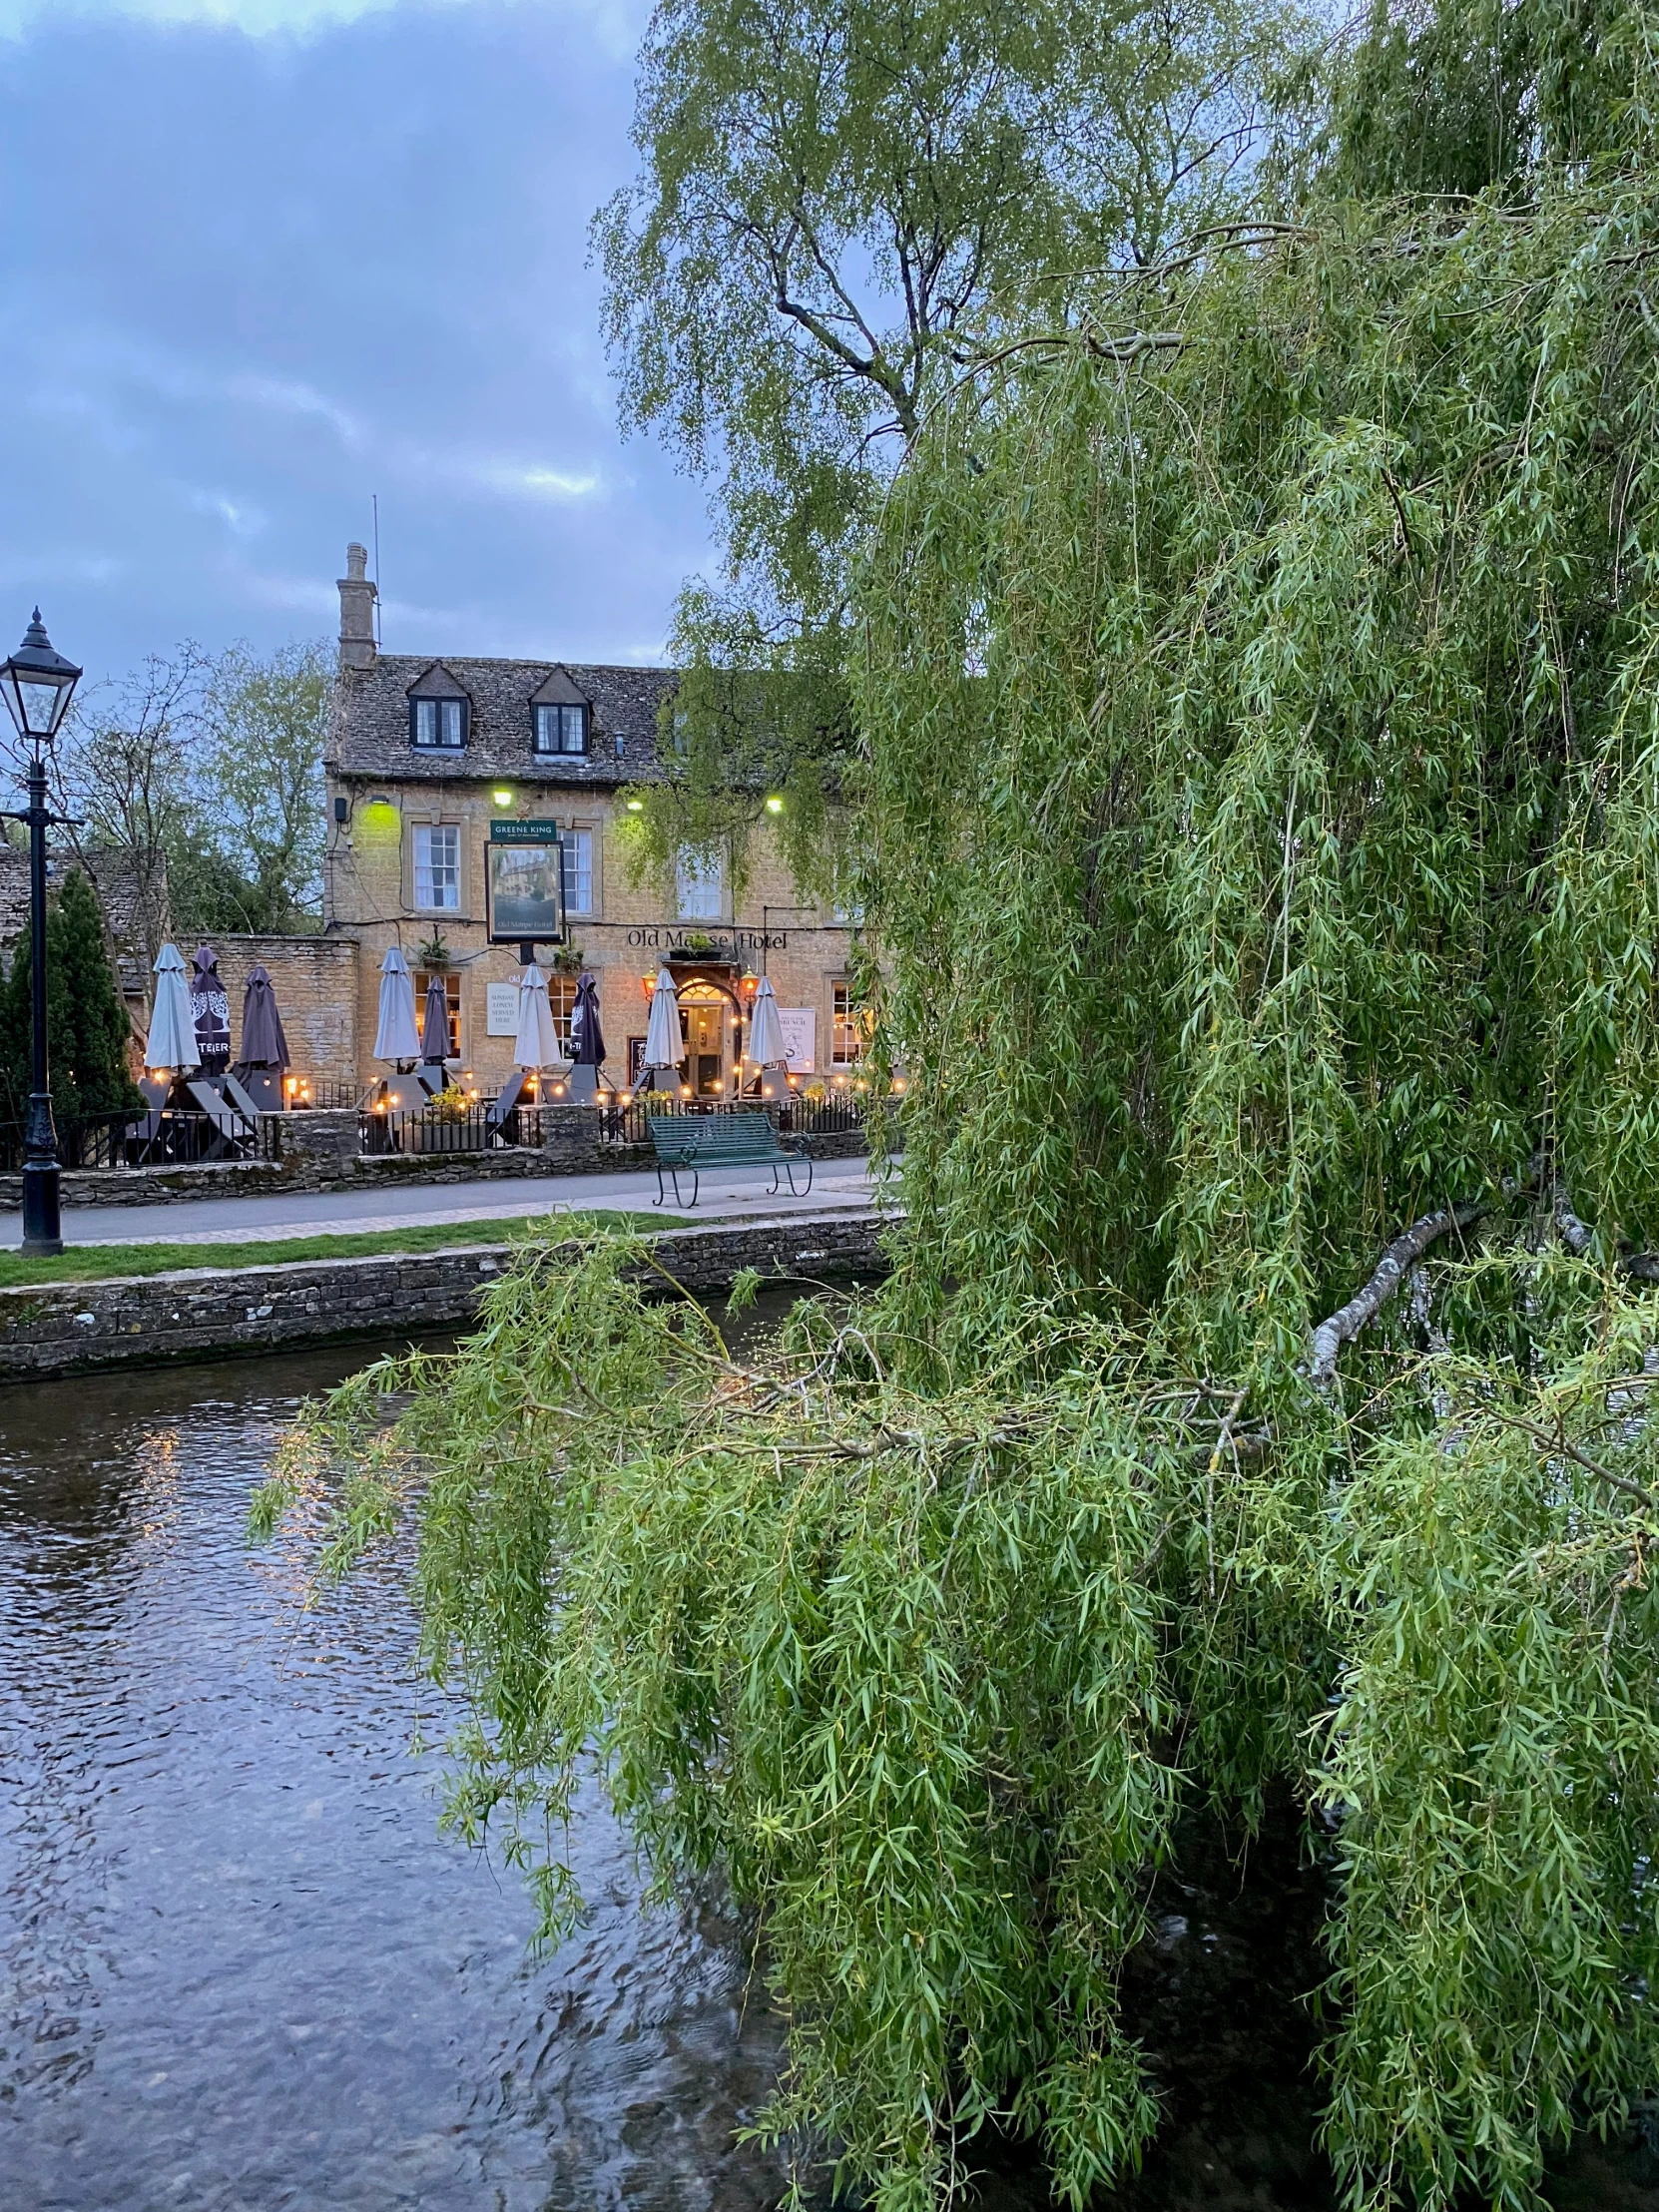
0, 868, 141, 1127
597, 0, 1320, 859
56, 639, 329, 952
1315, 0, 1637, 200
252, 7, 1659, 2206
621, 639, 854, 904
181, 640, 328, 934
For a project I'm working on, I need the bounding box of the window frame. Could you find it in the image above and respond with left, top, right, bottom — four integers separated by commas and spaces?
830, 980, 865, 1067
675, 845, 724, 922
409, 695, 468, 751
560, 825, 595, 917
412, 822, 462, 912
414, 969, 462, 1059
533, 702, 588, 757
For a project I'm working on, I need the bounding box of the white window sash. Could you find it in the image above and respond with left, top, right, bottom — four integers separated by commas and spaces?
676, 848, 722, 921
561, 830, 593, 916
414, 825, 460, 911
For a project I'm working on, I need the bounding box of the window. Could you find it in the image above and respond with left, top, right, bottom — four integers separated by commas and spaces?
548, 977, 578, 1053
411, 696, 467, 750
676, 846, 722, 921
534, 703, 588, 755
415, 971, 461, 1059
561, 827, 594, 916
413, 824, 460, 910
831, 981, 865, 1066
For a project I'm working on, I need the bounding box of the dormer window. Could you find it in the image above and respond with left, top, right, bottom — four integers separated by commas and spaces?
529, 667, 591, 758
407, 664, 470, 751
412, 697, 467, 749
534, 702, 588, 756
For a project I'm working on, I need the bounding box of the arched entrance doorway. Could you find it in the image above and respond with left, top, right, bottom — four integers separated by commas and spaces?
671, 971, 745, 1098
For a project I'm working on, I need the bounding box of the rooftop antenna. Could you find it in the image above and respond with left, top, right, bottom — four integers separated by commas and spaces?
371, 493, 382, 648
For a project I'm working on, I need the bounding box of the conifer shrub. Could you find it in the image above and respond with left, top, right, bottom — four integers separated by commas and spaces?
0, 867, 141, 1129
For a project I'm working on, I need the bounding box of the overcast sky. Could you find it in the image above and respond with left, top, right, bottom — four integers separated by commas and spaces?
0, 0, 714, 693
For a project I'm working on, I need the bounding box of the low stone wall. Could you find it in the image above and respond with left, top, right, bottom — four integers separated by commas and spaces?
0, 1103, 865, 1212
0, 1211, 889, 1382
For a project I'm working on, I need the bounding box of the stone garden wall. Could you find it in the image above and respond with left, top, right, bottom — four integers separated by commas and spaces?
0, 1211, 889, 1380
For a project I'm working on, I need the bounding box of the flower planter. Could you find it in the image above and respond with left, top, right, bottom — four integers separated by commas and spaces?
406, 1121, 487, 1156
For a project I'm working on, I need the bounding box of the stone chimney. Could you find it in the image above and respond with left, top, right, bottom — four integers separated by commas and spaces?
337, 542, 377, 671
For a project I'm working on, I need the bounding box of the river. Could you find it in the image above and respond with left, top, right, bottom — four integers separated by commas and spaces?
1, 1345, 1651, 2211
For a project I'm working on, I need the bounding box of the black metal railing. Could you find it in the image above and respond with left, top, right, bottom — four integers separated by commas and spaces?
777, 1094, 868, 1138
343, 1089, 875, 1162
0, 1106, 283, 1174
591, 1092, 870, 1146
359, 1103, 503, 1157
292, 1080, 359, 1110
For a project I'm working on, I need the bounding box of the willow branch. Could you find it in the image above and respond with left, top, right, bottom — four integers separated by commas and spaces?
1310, 1200, 1491, 1387
1549, 1177, 1659, 1284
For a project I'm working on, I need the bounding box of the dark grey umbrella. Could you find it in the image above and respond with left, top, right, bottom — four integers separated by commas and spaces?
239, 963, 289, 1068
190, 943, 231, 1074
420, 973, 451, 1062
570, 972, 606, 1067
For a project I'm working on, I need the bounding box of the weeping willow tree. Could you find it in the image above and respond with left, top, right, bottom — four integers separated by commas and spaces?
257, 5, 1659, 2206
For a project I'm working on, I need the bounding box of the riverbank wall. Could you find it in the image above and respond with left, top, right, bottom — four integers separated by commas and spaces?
0, 1210, 889, 1382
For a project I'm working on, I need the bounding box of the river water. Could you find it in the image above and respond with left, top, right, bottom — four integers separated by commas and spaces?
1, 1345, 1653, 2212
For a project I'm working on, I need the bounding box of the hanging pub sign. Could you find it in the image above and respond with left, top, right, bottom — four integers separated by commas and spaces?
487, 819, 564, 944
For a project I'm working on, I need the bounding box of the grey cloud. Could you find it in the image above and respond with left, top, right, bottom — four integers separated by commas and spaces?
0, 0, 709, 681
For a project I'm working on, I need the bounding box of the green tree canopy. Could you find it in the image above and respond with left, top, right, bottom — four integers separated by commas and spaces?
597, 0, 1320, 630
54, 639, 329, 949
261, 4, 1659, 2208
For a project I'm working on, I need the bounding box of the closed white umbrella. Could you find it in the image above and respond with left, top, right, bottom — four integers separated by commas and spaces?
374, 946, 421, 1063
513, 960, 563, 1070
642, 964, 683, 1082
747, 975, 789, 1069
146, 943, 201, 1074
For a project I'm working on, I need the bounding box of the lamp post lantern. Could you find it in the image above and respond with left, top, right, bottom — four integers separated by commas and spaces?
1, 611, 82, 1256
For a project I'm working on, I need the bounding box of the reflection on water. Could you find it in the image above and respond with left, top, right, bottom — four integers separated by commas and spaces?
0, 1345, 786, 2212
2, 1341, 1653, 2212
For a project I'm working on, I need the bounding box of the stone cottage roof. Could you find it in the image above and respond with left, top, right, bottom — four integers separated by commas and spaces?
0, 841, 160, 1000
327, 655, 678, 789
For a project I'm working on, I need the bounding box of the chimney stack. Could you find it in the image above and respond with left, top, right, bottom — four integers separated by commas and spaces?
337, 542, 377, 671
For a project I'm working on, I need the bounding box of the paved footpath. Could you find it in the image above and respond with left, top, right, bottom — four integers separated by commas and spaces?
30, 1156, 894, 1250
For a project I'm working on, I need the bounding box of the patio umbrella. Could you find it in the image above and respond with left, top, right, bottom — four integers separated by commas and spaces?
373, 946, 421, 1063
146, 943, 201, 1074
238, 963, 289, 1069
747, 974, 789, 1070
189, 943, 231, 1073
419, 972, 451, 1063
513, 960, 562, 1070
641, 965, 683, 1086
570, 972, 606, 1068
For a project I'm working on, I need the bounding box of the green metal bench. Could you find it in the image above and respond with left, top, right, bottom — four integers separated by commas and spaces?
647, 1108, 814, 1209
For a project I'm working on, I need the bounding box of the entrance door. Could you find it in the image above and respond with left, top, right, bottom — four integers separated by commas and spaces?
683, 1001, 726, 1096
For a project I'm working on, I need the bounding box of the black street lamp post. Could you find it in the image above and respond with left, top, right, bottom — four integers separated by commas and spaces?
1, 612, 83, 1257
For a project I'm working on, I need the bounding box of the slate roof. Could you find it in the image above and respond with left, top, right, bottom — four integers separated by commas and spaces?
327, 654, 678, 789
0, 841, 161, 999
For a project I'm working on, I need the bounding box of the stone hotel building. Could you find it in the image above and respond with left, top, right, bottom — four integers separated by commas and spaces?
324, 546, 862, 1097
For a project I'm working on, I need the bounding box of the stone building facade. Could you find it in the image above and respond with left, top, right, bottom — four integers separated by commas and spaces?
322, 544, 863, 1099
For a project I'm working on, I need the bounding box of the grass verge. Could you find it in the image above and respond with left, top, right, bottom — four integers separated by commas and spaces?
0, 1210, 686, 1292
